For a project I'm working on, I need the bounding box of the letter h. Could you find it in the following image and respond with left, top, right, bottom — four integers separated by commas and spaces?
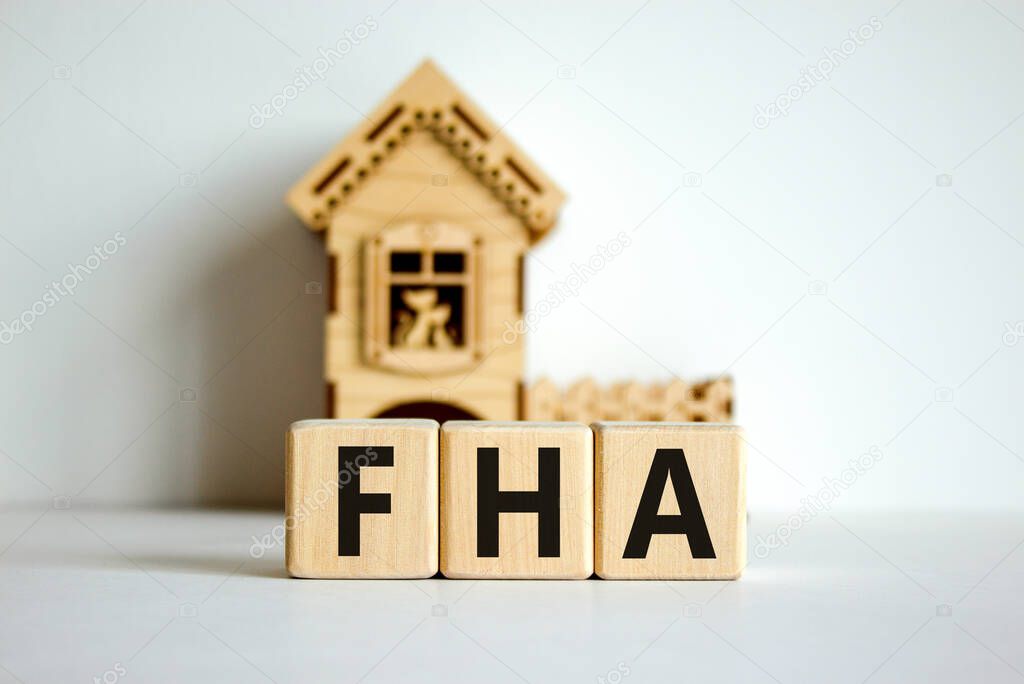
476, 447, 560, 557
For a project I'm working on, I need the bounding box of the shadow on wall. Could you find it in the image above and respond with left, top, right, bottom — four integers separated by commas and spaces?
39, 130, 337, 510
189, 216, 325, 509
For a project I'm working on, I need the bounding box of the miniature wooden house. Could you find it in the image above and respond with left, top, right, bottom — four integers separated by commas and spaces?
287, 60, 562, 422
288, 60, 733, 424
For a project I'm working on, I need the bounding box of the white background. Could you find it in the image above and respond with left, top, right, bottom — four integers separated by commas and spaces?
2, 4, 1023, 684
1, 0, 1022, 512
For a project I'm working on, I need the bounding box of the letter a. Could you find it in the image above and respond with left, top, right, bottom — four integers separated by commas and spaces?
623, 448, 715, 559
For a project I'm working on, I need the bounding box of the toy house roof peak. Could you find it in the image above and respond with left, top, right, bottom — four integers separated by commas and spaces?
286, 59, 565, 242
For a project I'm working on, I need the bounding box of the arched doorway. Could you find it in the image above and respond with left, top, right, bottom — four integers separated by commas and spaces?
374, 401, 479, 423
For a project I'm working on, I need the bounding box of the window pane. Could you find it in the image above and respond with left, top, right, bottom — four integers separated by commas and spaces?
390, 251, 421, 273
389, 285, 464, 348
433, 251, 465, 273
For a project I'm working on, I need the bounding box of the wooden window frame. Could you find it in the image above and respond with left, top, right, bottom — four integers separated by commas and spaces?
363, 221, 483, 375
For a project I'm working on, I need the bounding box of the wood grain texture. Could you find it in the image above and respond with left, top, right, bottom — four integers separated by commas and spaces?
335, 389, 516, 426
286, 419, 439, 578
594, 422, 746, 580
440, 421, 593, 579
318, 150, 528, 420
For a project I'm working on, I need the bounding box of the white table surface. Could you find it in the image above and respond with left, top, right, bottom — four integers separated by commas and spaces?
0, 507, 1021, 683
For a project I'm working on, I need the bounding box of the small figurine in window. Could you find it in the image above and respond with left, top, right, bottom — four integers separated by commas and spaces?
394, 288, 454, 349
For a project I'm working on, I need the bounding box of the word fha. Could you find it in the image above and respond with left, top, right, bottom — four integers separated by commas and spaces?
286, 420, 746, 580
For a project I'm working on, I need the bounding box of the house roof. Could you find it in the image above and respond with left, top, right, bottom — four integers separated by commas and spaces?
286, 59, 566, 242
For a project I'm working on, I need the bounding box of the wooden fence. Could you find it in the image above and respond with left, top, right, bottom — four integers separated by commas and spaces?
522, 377, 733, 423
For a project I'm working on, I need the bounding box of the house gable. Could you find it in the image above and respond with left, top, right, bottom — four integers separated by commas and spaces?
286, 59, 565, 242
326, 130, 534, 254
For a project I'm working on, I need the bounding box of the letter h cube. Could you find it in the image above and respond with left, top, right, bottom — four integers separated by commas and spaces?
440, 421, 593, 579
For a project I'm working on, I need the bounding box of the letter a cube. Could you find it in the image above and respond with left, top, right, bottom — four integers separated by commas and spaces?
440, 422, 593, 579
286, 419, 439, 578
594, 422, 746, 579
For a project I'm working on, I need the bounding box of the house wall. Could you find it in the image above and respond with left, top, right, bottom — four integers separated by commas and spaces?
323, 132, 530, 421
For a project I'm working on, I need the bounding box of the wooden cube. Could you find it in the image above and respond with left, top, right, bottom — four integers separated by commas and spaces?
286, 419, 438, 578
440, 421, 593, 579
594, 422, 746, 580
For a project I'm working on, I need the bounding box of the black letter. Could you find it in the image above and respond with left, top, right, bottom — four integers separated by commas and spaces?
477, 447, 560, 557
338, 446, 393, 556
623, 448, 715, 559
